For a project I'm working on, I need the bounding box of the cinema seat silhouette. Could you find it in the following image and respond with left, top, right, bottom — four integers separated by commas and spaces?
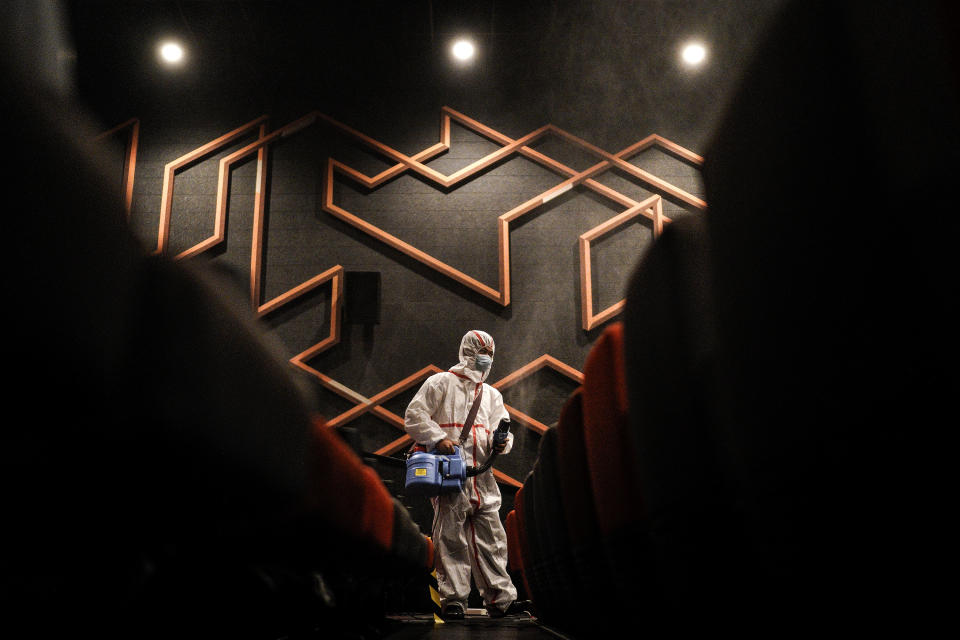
622, 215, 728, 626
2, 49, 434, 636
620, 0, 958, 629
507, 487, 538, 607
504, 507, 526, 595
553, 388, 614, 609
505, 323, 656, 633
578, 323, 658, 608
514, 425, 575, 626
515, 457, 557, 621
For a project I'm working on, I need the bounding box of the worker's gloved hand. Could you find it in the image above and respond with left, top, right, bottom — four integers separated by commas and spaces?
493, 429, 508, 453
435, 438, 456, 454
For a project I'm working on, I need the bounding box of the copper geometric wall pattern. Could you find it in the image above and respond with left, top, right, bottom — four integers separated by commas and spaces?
322, 107, 705, 313
105, 107, 703, 488
152, 113, 352, 409
580, 194, 664, 331
155, 115, 269, 260
149, 106, 704, 328
491, 354, 585, 436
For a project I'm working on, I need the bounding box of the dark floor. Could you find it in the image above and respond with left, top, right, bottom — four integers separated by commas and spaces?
380, 612, 572, 639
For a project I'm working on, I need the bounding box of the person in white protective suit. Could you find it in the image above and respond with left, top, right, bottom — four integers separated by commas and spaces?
404, 330, 528, 620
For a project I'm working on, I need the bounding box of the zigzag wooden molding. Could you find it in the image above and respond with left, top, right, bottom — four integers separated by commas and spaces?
148, 107, 703, 330
104, 108, 695, 483
107, 108, 702, 461
94, 118, 139, 223
322, 106, 705, 310
580, 194, 665, 331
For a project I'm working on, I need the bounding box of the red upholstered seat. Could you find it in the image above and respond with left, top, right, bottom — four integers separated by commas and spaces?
578, 322, 659, 614
510, 487, 536, 605
580, 322, 640, 537
505, 509, 521, 572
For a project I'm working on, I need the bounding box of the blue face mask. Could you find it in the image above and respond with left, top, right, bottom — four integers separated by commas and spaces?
474, 354, 492, 371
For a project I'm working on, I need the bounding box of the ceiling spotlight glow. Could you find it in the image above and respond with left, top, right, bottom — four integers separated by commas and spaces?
159, 41, 185, 64
681, 42, 707, 66
451, 39, 475, 61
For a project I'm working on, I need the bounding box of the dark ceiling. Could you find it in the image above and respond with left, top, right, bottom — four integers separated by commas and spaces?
65, 0, 787, 151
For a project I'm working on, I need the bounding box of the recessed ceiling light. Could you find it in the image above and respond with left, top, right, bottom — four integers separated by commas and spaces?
681, 42, 707, 66
159, 41, 185, 64
451, 39, 475, 61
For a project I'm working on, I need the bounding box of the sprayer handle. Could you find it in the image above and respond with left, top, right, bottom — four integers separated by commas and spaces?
494, 418, 510, 446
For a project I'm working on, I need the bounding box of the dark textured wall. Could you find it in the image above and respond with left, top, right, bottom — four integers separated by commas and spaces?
74, 0, 786, 535
109, 101, 704, 526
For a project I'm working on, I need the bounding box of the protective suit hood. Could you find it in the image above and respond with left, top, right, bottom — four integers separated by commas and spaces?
449, 330, 495, 383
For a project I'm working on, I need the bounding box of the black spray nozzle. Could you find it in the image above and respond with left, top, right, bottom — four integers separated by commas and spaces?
493, 418, 510, 447
466, 417, 511, 477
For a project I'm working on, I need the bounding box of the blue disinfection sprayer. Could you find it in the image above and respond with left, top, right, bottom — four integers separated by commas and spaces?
404, 418, 511, 497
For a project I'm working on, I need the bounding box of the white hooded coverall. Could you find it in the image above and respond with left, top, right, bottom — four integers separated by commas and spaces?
404, 330, 518, 614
